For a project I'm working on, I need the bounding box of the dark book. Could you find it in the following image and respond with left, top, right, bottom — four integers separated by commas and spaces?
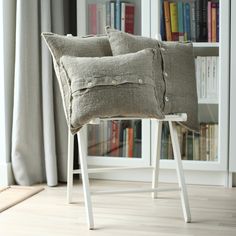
201, 0, 208, 41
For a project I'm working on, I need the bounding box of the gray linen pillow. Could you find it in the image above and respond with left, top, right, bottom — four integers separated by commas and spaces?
59, 49, 164, 134
105, 27, 199, 131
41, 32, 112, 123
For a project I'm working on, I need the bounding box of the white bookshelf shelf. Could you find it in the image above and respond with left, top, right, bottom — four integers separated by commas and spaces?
198, 99, 218, 104
193, 42, 219, 48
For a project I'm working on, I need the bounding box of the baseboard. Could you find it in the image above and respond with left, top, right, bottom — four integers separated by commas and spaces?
90, 169, 228, 186
0, 162, 14, 186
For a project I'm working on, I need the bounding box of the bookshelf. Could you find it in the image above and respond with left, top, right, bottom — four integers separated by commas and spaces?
76, 0, 231, 186
150, 0, 230, 185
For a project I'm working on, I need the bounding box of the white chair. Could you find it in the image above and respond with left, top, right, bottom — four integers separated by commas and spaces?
67, 114, 191, 229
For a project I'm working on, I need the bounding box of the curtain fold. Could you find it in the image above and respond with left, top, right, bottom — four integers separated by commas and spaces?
2, 0, 77, 186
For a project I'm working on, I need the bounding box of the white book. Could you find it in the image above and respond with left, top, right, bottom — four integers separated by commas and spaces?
212, 56, 218, 100
206, 57, 215, 99
96, 3, 106, 34
110, 2, 115, 29
201, 57, 207, 99
121, 3, 126, 32
195, 57, 201, 99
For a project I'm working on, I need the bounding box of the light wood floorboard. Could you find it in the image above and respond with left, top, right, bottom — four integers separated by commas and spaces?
0, 180, 236, 236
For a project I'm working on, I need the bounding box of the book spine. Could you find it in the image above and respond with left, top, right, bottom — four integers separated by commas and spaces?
128, 128, 134, 157
211, 3, 217, 42
170, 2, 178, 41
96, 3, 101, 34
201, 57, 207, 99
161, 122, 168, 159
103, 121, 108, 156
202, 0, 208, 41
89, 4, 97, 35
206, 56, 213, 99
195, 57, 201, 99
116, 0, 121, 30
212, 56, 218, 100
195, 0, 201, 41
125, 128, 129, 157
121, 2, 125, 32
110, 2, 116, 29
111, 121, 118, 156
206, 124, 210, 161
208, 1, 212, 42
106, 1, 111, 27
190, 1, 196, 42
187, 131, 193, 160
124, 4, 135, 34
123, 128, 126, 157
178, 2, 184, 41
160, 0, 166, 41
163, 1, 172, 41
216, 3, 219, 42
184, 3, 191, 41
200, 124, 207, 161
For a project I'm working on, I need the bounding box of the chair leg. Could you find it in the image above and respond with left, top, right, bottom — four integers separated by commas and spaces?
67, 131, 74, 204
169, 121, 191, 223
77, 126, 94, 230
152, 121, 162, 199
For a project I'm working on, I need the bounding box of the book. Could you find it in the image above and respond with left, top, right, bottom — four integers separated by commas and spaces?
190, 1, 196, 42
121, 3, 135, 34
127, 128, 134, 157
110, 121, 120, 157
116, 0, 121, 30
187, 131, 193, 160
106, 1, 111, 27
208, 1, 212, 42
184, 2, 191, 41
163, 1, 172, 41
211, 2, 217, 42
177, 2, 184, 41
160, 0, 166, 40
170, 2, 178, 41
201, 0, 208, 41
216, 2, 219, 42
110, 1, 116, 29
88, 3, 97, 35
195, 0, 202, 41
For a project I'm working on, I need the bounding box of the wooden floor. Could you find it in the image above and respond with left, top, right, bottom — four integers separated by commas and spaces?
0, 180, 236, 236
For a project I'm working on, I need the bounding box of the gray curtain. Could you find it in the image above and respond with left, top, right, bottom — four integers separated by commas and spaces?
2, 0, 77, 186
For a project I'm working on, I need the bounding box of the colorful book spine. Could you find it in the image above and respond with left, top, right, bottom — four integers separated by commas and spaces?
163, 1, 172, 41
184, 2, 191, 41
178, 2, 184, 41
128, 128, 134, 157
208, 1, 212, 42
121, 3, 135, 34
211, 2, 217, 42
116, 0, 121, 30
88, 4, 97, 35
170, 2, 178, 41
216, 2, 219, 42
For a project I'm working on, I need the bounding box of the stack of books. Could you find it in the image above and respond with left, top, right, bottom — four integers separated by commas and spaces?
161, 122, 218, 161
195, 56, 219, 101
88, 0, 135, 35
160, 0, 219, 42
87, 120, 142, 158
